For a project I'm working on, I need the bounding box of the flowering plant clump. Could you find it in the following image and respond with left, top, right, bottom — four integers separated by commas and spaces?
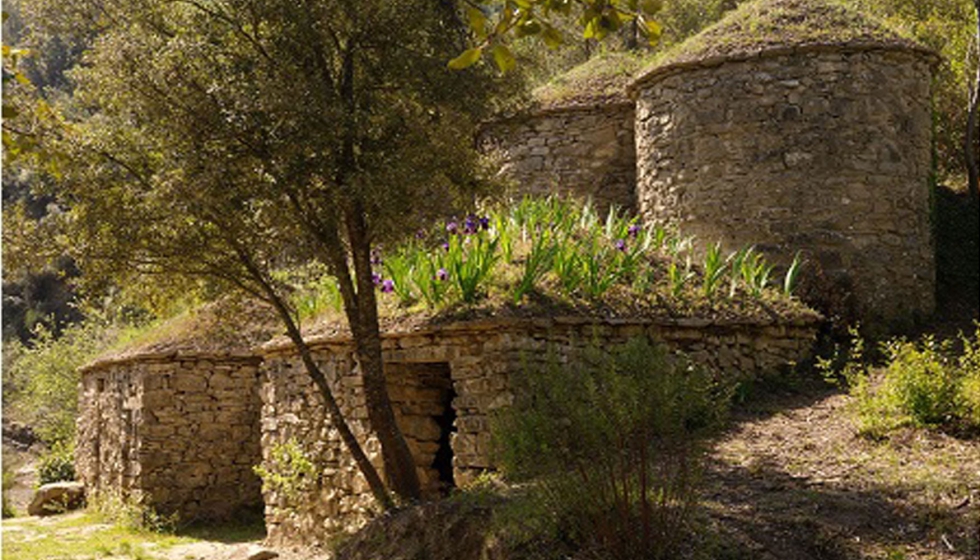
353, 196, 807, 318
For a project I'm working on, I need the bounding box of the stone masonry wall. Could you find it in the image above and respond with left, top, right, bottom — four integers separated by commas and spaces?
634, 47, 935, 327
482, 103, 636, 211
257, 316, 818, 546
76, 353, 264, 521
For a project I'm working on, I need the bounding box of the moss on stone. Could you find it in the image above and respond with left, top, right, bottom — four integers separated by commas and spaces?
634, 0, 927, 86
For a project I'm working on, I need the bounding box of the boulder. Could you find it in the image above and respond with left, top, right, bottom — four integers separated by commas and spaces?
27, 481, 86, 516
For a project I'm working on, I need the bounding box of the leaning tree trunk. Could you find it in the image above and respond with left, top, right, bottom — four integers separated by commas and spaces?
326, 43, 422, 504
232, 242, 395, 510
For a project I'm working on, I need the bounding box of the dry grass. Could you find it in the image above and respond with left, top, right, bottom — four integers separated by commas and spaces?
635, 0, 925, 85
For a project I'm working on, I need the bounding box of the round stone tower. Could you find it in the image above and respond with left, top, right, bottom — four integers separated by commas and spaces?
631, 0, 938, 328
482, 52, 640, 212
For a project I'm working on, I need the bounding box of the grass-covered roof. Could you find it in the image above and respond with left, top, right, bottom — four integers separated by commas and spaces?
530, 51, 649, 110
633, 0, 932, 87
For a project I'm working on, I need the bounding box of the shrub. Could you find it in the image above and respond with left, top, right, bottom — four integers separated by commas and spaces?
3, 461, 16, 518
253, 439, 317, 506
37, 441, 75, 485
822, 326, 980, 437
89, 490, 178, 533
3, 319, 122, 447
491, 338, 730, 559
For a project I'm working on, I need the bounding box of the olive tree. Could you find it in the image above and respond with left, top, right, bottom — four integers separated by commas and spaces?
33, 0, 515, 506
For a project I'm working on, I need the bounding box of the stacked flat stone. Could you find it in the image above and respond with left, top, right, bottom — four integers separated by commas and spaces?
630, 0, 938, 328
76, 352, 264, 521
257, 315, 819, 545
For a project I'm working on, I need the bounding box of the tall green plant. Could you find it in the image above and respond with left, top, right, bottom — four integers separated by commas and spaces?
492, 339, 729, 559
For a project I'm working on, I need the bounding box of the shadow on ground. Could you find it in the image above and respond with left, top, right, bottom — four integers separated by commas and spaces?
696, 380, 980, 560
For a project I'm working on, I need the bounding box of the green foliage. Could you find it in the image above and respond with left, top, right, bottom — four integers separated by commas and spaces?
455, 0, 668, 72
375, 196, 802, 315
37, 441, 75, 485
253, 439, 317, 505
89, 490, 178, 534
3, 459, 16, 518
821, 326, 980, 437
3, 318, 125, 446
446, 229, 502, 304
491, 338, 730, 559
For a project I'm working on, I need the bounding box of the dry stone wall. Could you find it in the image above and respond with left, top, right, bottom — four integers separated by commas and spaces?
76, 353, 264, 521
481, 103, 637, 211
633, 46, 936, 326
257, 316, 818, 545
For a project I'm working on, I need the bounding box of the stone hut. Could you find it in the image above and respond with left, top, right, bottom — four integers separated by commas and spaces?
630, 0, 938, 327
75, 304, 279, 521
487, 0, 938, 329
481, 52, 640, 212
257, 314, 820, 544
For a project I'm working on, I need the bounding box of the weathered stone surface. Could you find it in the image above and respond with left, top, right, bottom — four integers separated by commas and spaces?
481, 103, 636, 213
634, 48, 935, 328
257, 316, 818, 546
28, 482, 86, 516
75, 354, 264, 521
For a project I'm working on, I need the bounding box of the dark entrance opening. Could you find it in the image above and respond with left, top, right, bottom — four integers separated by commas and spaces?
387, 361, 456, 497
432, 386, 457, 493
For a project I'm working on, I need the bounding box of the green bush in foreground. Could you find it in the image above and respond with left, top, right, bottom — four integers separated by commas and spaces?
3, 462, 16, 518
491, 338, 730, 560
822, 326, 980, 437
37, 441, 76, 486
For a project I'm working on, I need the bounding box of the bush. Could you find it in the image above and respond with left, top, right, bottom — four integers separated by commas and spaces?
37, 441, 75, 485
89, 490, 178, 533
3, 462, 17, 518
822, 326, 980, 437
491, 338, 730, 559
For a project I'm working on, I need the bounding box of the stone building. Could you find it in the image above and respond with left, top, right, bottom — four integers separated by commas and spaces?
489, 0, 939, 329
76, 351, 264, 521
256, 315, 819, 544
76, 310, 819, 535
74, 303, 280, 521
481, 52, 641, 212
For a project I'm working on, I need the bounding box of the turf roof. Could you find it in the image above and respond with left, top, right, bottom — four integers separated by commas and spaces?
631, 0, 931, 87
530, 51, 649, 110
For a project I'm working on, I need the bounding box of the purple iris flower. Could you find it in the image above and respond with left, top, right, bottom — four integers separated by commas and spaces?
628, 224, 641, 238
479, 216, 490, 230
436, 268, 449, 281
416, 229, 427, 240
372, 272, 382, 286
446, 221, 459, 235
370, 248, 383, 266
440, 241, 450, 252
381, 279, 395, 293
463, 214, 479, 234
615, 239, 627, 252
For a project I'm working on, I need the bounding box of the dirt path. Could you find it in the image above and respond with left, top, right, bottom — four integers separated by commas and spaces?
701, 385, 980, 560
4, 384, 978, 559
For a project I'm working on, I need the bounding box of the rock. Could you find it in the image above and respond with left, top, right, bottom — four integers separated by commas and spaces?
27, 481, 86, 516
2, 421, 38, 450
244, 546, 279, 560
221, 544, 279, 560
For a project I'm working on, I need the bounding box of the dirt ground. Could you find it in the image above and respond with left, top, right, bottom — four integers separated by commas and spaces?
700, 382, 980, 560
3, 381, 979, 560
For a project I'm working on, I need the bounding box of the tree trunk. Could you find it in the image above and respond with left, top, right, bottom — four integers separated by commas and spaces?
327, 41, 422, 503
967, 0, 980, 209
233, 243, 395, 510
345, 203, 423, 502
